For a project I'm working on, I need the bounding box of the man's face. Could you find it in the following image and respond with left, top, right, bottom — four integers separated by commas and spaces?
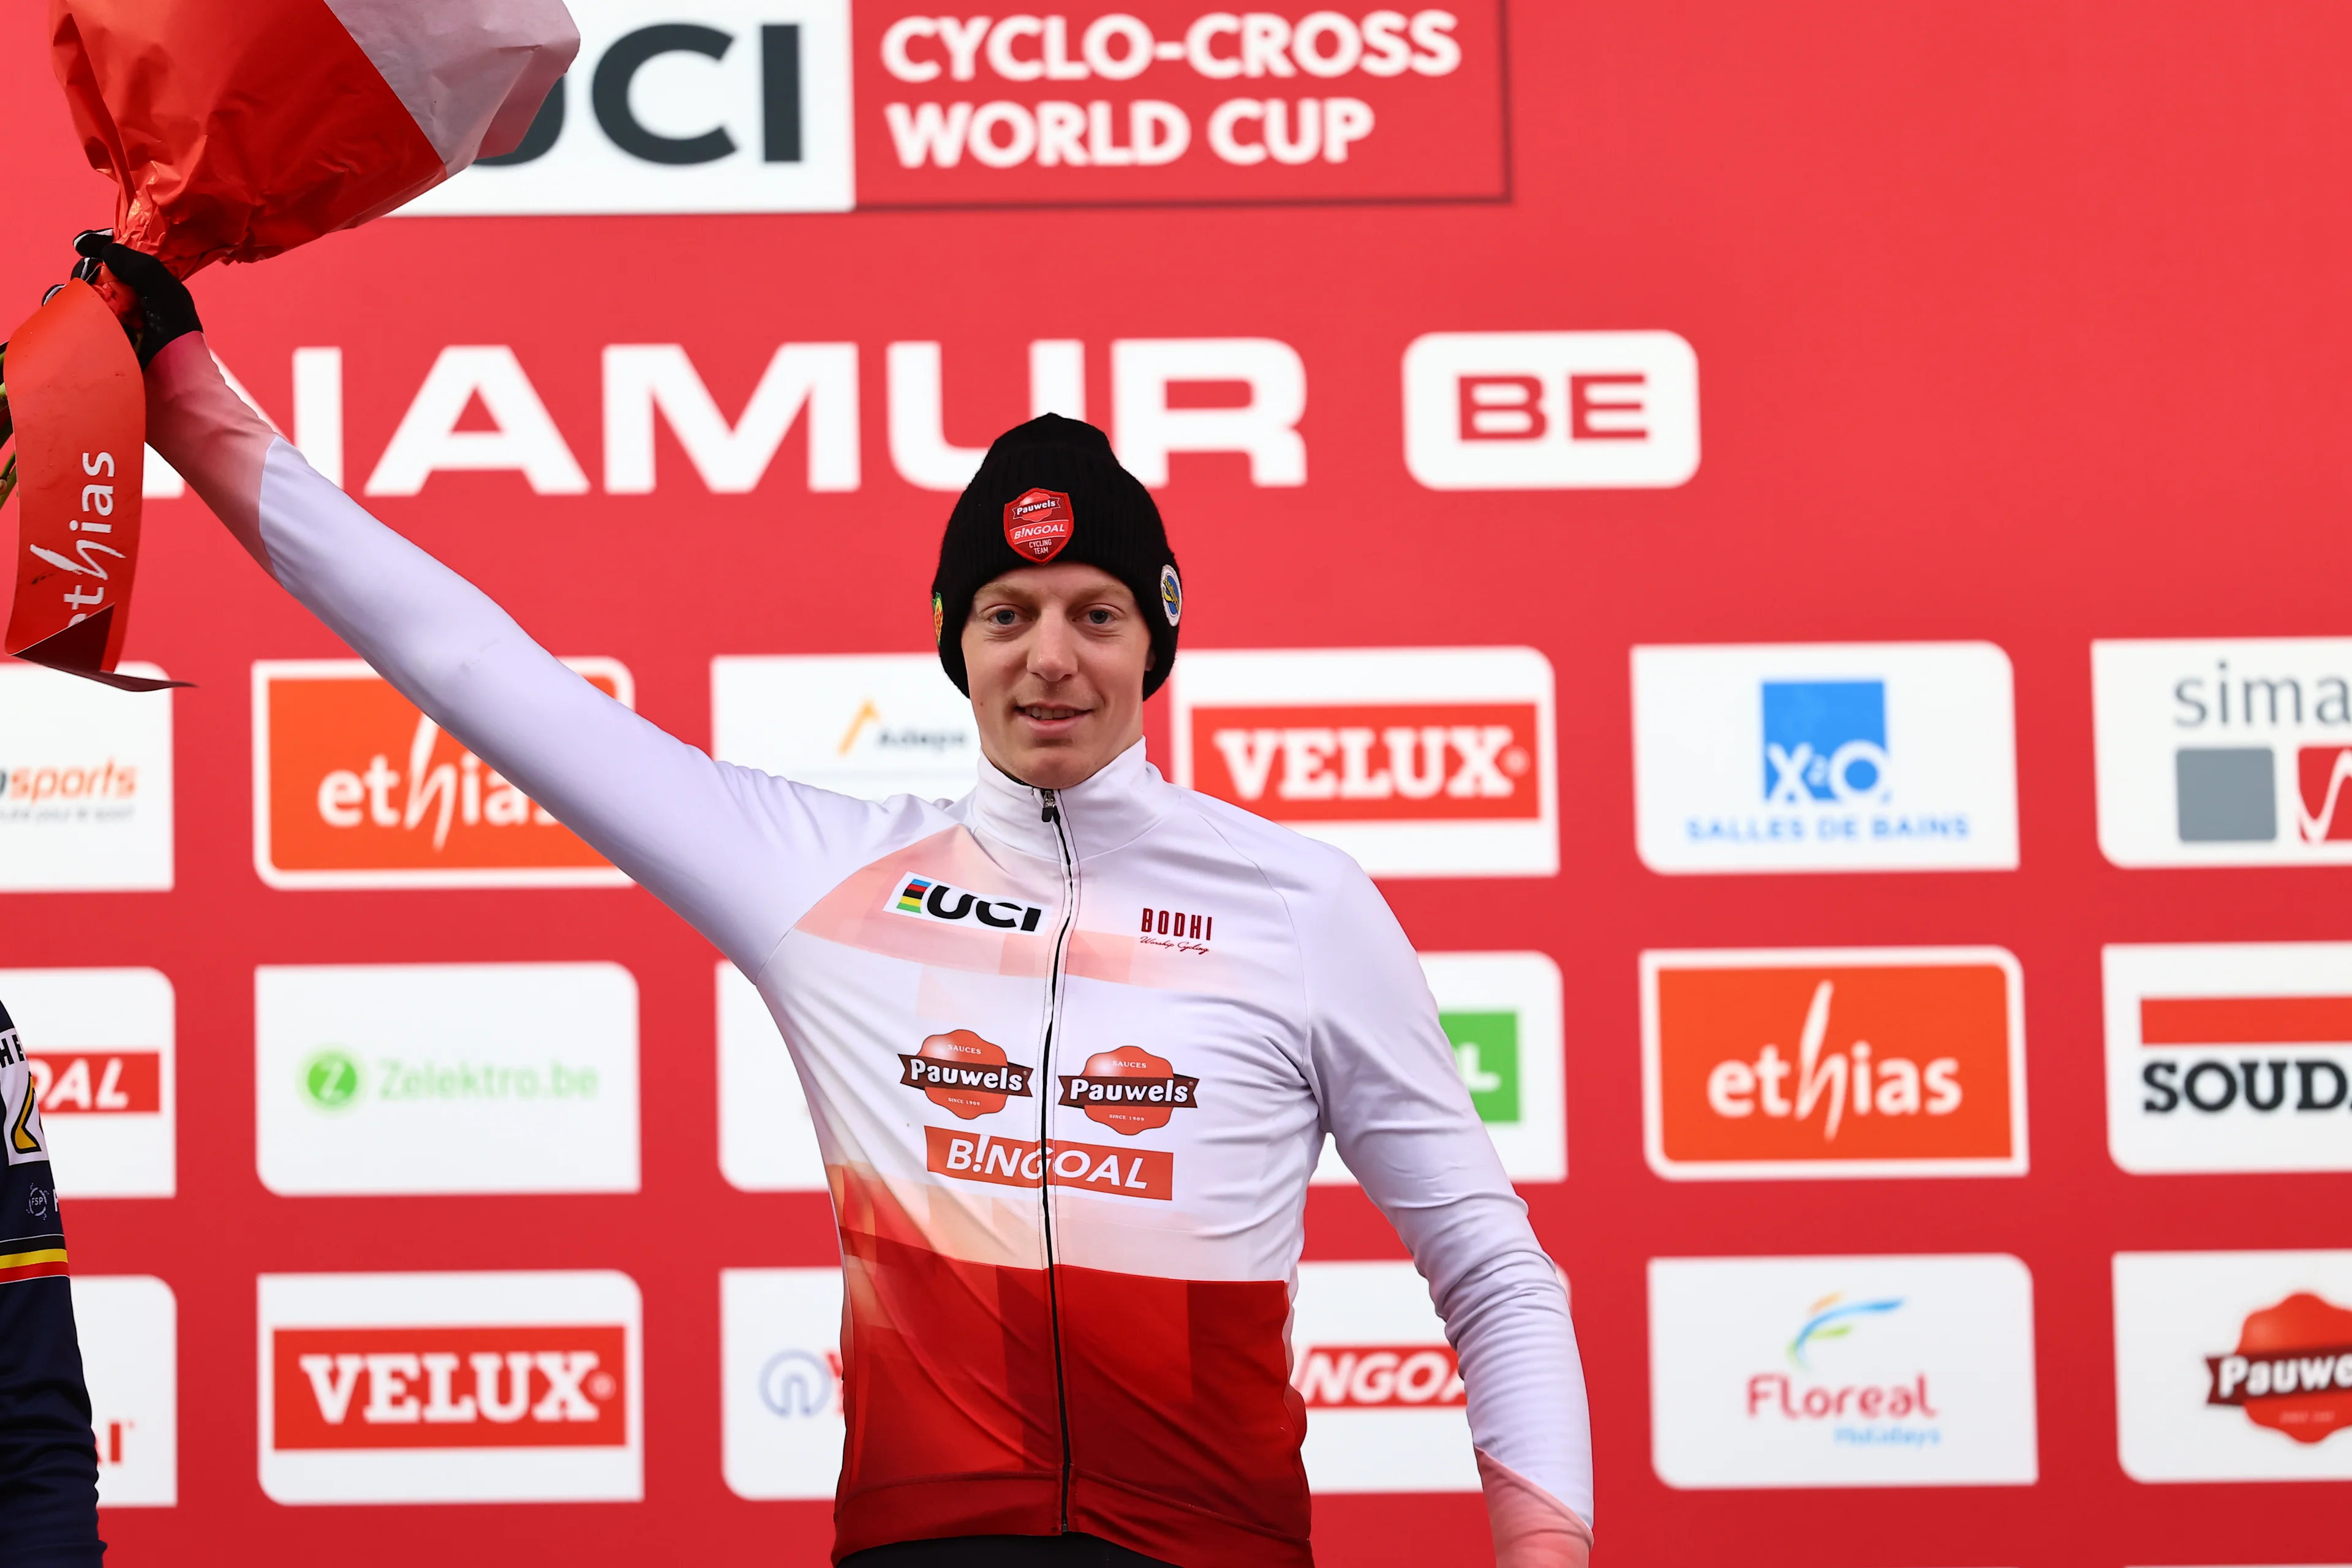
962, 563, 1153, 791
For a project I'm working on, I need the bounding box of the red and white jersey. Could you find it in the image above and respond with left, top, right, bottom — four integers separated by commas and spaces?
149, 335, 1593, 1567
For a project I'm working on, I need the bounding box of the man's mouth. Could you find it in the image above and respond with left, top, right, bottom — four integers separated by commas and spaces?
1017, 703, 1088, 723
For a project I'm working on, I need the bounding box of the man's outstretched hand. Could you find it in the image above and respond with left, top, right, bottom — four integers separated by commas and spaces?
70, 231, 202, 368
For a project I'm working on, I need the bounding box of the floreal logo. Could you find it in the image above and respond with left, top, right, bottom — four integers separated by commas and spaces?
1057, 1046, 1199, 1134
2204, 1292, 2352, 1445
888, 873, 1047, 932
897, 1029, 1034, 1119
1747, 1294, 1942, 1444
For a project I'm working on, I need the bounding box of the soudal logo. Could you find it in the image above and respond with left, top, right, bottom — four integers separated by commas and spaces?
925, 1125, 1173, 1200
255, 661, 633, 889
898, 1030, 1035, 1119
888, 873, 1048, 932
1403, 331, 1701, 491
1188, 704, 1538, 822
1139, 905, 1213, 952
2204, 1292, 2352, 1446
1293, 1344, 1464, 1409
23, 1053, 159, 1115
1745, 1293, 1941, 1428
1643, 949, 2027, 1180
1057, 1046, 1199, 1134
271, 1327, 628, 1450
1002, 486, 1074, 561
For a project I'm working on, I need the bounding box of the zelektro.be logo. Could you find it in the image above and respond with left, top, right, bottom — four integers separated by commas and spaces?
299, 1049, 601, 1113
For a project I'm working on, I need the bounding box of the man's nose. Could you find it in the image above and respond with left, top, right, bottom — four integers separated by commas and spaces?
1027, 614, 1078, 677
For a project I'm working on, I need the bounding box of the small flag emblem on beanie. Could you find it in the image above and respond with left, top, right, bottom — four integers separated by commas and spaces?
1003, 488, 1076, 561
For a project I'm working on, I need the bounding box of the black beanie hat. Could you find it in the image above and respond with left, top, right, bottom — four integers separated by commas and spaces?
931, 413, 1183, 699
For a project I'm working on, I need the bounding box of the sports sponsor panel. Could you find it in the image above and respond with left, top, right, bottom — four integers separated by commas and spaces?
855, 3, 1506, 205
712, 652, 983, 804
2093, 638, 2352, 866
1642, 948, 2027, 1181
252, 660, 635, 889
1648, 1254, 2038, 1489
75, 1275, 178, 1507
715, 964, 829, 1193
257, 1271, 644, 1503
720, 1267, 846, 1501
1402, 331, 1700, 490
1292, 1259, 1477, 1493
0, 968, 175, 1199
255, 964, 640, 1196
400, 0, 855, 216
2105, 944, 2352, 1175
0, 663, 173, 892
1631, 643, 2018, 874
1314, 951, 1566, 1185
1172, 646, 1558, 877
2114, 1250, 2352, 1482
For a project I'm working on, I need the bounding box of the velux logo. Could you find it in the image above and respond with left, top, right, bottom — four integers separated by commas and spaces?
275, 1330, 626, 1449
888, 873, 1047, 932
255, 661, 635, 889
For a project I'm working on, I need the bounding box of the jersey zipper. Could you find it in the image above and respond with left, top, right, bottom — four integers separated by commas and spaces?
1036, 787, 1079, 1531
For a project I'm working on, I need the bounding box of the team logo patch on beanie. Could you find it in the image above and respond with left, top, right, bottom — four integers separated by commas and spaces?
1160, 564, 1183, 626
1003, 488, 1075, 562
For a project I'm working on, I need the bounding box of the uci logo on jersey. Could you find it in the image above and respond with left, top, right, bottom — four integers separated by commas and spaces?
888, 875, 1046, 933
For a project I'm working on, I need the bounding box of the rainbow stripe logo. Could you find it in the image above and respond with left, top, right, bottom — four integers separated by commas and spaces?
897, 876, 933, 913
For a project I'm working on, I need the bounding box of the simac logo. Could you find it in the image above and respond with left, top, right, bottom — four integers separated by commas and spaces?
1402, 331, 1700, 491
887, 874, 1048, 932
401, 0, 854, 216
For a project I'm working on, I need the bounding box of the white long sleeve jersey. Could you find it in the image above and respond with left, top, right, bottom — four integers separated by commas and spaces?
149, 337, 1592, 1566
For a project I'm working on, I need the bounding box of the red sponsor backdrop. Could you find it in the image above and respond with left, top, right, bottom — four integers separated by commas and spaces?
4, 1, 2352, 1562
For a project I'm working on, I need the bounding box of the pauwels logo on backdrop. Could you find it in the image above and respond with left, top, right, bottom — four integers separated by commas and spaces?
0, 968, 175, 1199
2114, 1250, 2352, 1482
258, 1271, 643, 1504
1172, 646, 1558, 877
856, 4, 1506, 205
1403, 332, 1701, 490
2105, 944, 2352, 1175
712, 653, 982, 805
0, 663, 173, 892
254, 660, 634, 889
721, 1267, 845, 1501
2092, 638, 2352, 865
1649, 1253, 2040, 1489
1291, 1261, 1479, 1494
1632, 643, 2019, 874
401, 1, 854, 216
1642, 949, 2027, 1181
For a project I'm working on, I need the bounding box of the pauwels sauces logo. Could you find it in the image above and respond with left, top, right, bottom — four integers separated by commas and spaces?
0, 663, 173, 891
899, 1030, 1035, 1118
1003, 486, 1073, 560
2105, 944, 2352, 1174
1403, 332, 1700, 491
1057, 1046, 1199, 1133
888, 873, 1047, 931
258, 1271, 643, 1503
856, 3, 1506, 206
254, 660, 635, 889
712, 653, 981, 805
2115, 1250, 2352, 1482
2093, 639, 2352, 866
1172, 646, 1558, 877
1649, 1254, 2039, 1489
0, 968, 176, 1198
1642, 949, 2027, 1181
1291, 1261, 1479, 1493
1632, 643, 2019, 873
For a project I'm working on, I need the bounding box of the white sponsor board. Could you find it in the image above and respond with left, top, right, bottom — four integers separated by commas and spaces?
715, 964, 829, 1192
402, 0, 854, 216
1632, 643, 2019, 874
2105, 944, 2352, 1174
1649, 1254, 2038, 1488
721, 1267, 845, 1500
0, 968, 175, 1199
77, 1275, 177, 1507
0, 664, 173, 892
255, 964, 640, 1196
258, 1270, 643, 1503
2114, 1250, 2352, 1482
2094, 638, 2352, 866
1402, 331, 1700, 490
712, 652, 980, 804
1314, 951, 1565, 1185
1170, 646, 1558, 878
1294, 1260, 1477, 1493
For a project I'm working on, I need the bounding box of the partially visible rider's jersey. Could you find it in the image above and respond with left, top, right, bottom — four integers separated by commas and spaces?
148, 335, 1594, 1567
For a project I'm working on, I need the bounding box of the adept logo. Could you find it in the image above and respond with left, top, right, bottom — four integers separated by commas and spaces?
714, 654, 981, 807
1787, 1293, 1903, 1369
888, 873, 1046, 932
1763, 681, 1888, 804
302, 1049, 362, 1112
1442, 1011, 1517, 1124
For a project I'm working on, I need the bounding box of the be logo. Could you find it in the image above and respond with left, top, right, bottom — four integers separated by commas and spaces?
401, 0, 853, 217
1401, 331, 1699, 491
258, 1271, 643, 1504
254, 660, 635, 889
